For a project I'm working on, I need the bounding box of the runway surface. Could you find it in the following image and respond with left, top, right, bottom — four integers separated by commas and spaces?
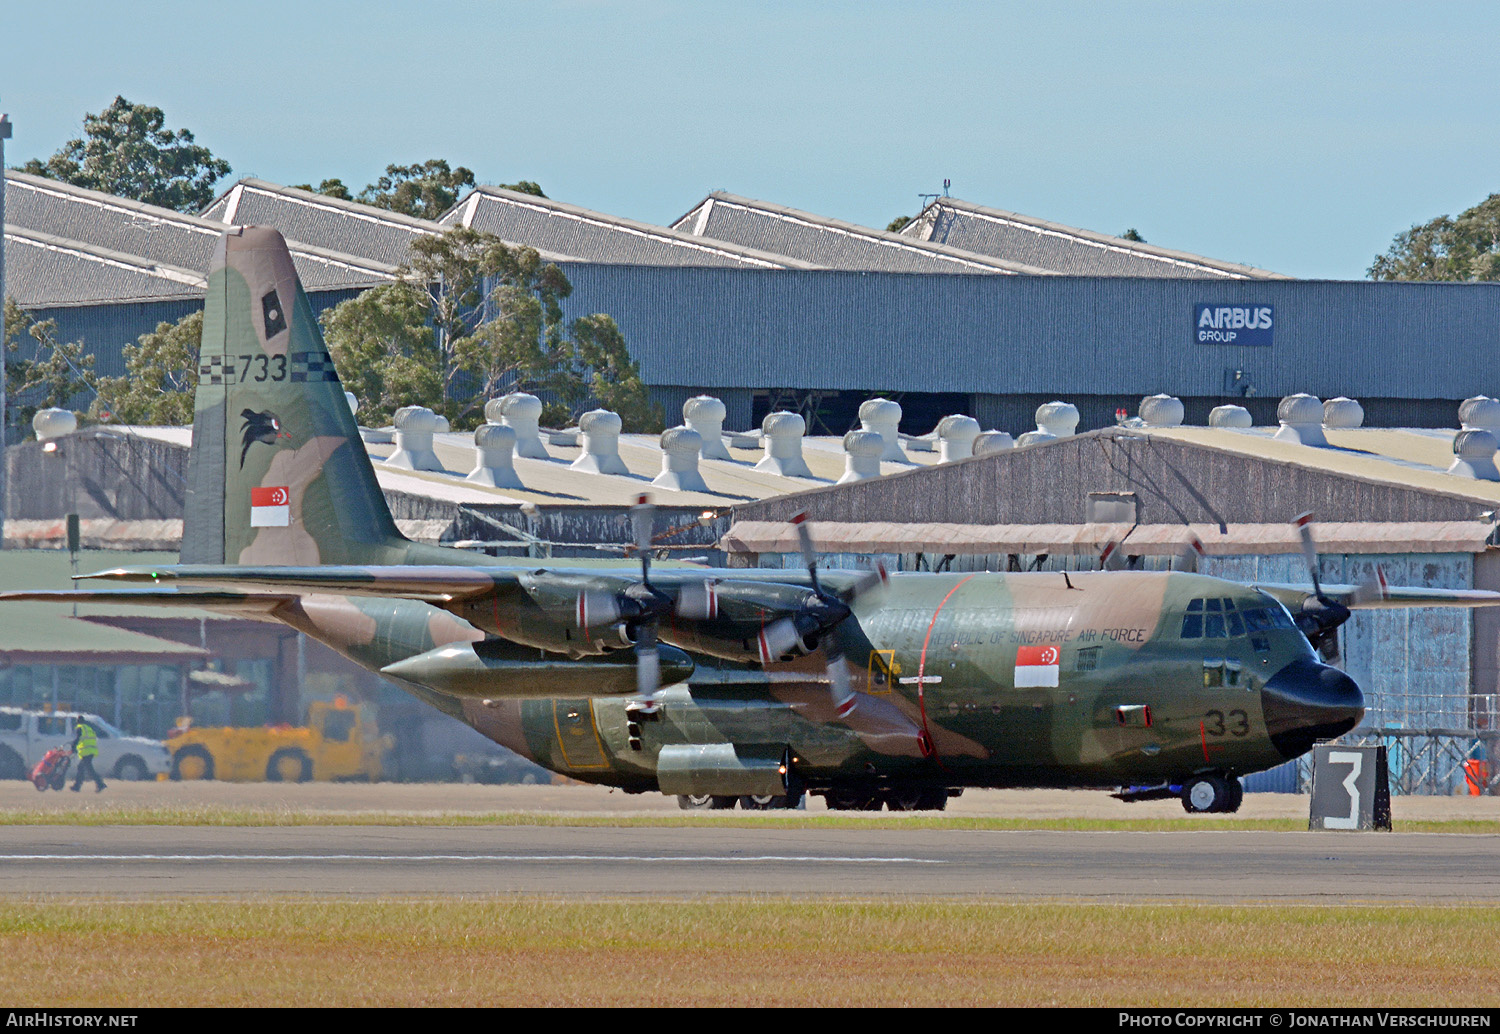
5, 824, 1499, 900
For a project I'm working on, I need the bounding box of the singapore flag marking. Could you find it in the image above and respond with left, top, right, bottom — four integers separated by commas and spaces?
250, 486, 290, 527
1015, 645, 1060, 688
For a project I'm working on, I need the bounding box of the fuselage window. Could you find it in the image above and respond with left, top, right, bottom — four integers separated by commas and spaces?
1204, 612, 1226, 638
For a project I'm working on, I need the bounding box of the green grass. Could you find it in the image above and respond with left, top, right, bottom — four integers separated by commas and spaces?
4, 899, 1497, 1007
0, 806, 1494, 833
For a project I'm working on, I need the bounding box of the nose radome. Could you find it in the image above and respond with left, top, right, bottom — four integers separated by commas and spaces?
1260, 657, 1365, 761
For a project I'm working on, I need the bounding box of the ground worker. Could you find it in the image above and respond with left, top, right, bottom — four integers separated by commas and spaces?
70, 716, 106, 792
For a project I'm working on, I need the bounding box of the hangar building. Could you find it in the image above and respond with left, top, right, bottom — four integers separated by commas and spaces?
5, 173, 1499, 439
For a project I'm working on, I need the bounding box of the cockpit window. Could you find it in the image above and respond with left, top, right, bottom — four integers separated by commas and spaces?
1180, 597, 1259, 639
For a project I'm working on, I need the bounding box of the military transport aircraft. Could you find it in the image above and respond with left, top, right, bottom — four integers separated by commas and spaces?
7, 225, 1499, 813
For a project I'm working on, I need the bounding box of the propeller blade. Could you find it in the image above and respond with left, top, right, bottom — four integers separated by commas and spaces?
635, 617, 661, 699
827, 652, 856, 718
1100, 539, 1124, 570
848, 562, 889, 601
676, 579, 719, 621
791, 511, 824, 596
632, 494, 654, 583
1294, 511, 1324, 598
1351, 565, 1391, 607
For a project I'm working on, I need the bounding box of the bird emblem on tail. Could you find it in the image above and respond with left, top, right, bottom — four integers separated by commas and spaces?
240, 409, 290, 467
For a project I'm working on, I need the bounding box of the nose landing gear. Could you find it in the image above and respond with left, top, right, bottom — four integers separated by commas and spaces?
1181, 774, 1244, 814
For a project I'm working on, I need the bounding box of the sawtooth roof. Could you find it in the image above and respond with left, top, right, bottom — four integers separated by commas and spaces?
443, 185, 820, 270
671, 192, 1055, 275
203, 179, 576, 268
3, 224, 205, 305
899, 196, 1289, 280
4, 173, 398, 306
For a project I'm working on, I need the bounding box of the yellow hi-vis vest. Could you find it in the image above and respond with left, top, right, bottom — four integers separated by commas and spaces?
75, 721, 98, 758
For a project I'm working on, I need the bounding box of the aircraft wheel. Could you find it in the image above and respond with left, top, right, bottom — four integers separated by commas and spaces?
1181, 775, 1230, 814
740, 794, 797, 810
1222, 778, 1244, 814
171, 745, 215, 781
677, 794, 738, 810
826, 790, 880, 811
916, 789, 950, 811
884, 788, 925, 812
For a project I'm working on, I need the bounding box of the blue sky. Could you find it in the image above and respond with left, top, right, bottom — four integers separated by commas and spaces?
5, 1, 1497, 279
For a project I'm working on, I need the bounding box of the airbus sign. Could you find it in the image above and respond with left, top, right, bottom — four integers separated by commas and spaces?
1195, 303, 1273, 346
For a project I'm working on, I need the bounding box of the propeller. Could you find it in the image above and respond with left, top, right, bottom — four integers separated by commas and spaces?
627, 495, 671, 709
1292, 512, 1351, 663
751, 513, 887, 719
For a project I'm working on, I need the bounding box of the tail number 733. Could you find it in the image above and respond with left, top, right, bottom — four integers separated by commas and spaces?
238, 354, 288, 382
1204, 709, 1250, 737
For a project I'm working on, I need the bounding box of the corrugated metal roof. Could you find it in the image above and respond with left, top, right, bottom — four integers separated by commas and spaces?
445, 186, 819, 269
204, 179, 576, 268
1138, 426, 1500, 506
721, 519, 1495, 555
3, 224, 205, 304
900, 196, 1289, 279
5, 174, 397, 305
671, 192, 1055, 275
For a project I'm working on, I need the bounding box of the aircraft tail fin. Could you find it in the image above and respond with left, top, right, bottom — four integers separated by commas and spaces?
182, 226, 410, 566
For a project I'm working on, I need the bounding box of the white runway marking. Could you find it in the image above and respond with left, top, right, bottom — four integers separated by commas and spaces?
2, 853, 945, 864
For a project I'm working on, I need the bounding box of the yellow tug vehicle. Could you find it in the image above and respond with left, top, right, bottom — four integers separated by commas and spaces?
166, 699, 390, 782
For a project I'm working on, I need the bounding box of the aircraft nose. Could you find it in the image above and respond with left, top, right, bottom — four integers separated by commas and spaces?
1260, 657, 1365, 761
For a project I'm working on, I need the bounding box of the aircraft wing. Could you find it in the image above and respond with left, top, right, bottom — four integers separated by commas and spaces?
1253, 582, 1500, 611
79, 564, 523, 602
0, 588, 297, 617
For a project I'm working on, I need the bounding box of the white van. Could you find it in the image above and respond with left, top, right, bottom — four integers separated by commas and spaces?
0, 707, 172, 782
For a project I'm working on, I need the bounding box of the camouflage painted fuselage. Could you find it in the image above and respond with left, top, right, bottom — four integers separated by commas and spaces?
265, 567, 1316, 795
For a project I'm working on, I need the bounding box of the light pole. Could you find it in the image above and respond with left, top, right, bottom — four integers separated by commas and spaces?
0, 112, 11, 552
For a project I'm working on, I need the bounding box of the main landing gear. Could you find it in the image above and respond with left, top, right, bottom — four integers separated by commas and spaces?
677, 793, 804, 810
823, 788, 952, 812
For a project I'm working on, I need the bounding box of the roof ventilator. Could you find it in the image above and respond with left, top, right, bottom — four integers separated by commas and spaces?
1447, 429, 1500, 481
838, 430, 885, 483
1273, 394, 1327, 446
488, 392, 551, 459
755, 411, 814, 477
570, 409, 631, 475
1460, 396, 1500, 437
683, 396, 733, 460
32, 408, 77, 442
386, 406, 445, 471
858, 398, 908, 462
936, 415, 981, 461
466, 423, 525, 489
972, 431, 1015, 456
1323, 397, 1364, 429
1020, 401, 1079, 446
1209, 405, 1253, 428
652, 426, 710, 492
1139, 394, 1184, 427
